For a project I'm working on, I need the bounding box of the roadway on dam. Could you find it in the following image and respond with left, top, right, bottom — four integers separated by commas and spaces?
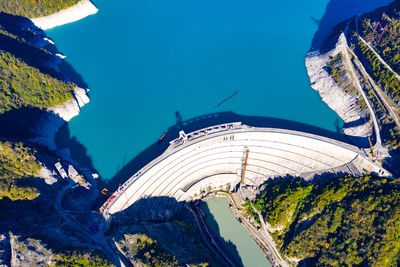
101, 122, 388, 220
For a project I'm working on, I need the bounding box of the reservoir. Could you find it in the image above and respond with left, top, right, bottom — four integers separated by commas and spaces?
201, 197, 271, 267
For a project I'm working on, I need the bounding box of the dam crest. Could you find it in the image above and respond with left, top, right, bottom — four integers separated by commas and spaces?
101, 122, 389, 222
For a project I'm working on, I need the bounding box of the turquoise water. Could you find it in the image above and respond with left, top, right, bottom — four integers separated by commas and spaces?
46, 0, 390, 180
201, 197, 270, 267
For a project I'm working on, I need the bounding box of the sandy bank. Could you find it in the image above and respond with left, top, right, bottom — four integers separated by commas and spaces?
31, 0, 98, 30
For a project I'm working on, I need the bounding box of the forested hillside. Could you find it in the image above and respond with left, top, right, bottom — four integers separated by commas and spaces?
247, 175, 400, 266
0, 24, 74, 114
0, 0, 80, 18
0, 49, 74, 114
0, 141, 41, 201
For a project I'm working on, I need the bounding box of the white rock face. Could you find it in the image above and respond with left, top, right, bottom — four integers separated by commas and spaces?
39, 167, 58, 185
305, 49, 372, 146
30, 87, 90, 150
31, 0, 98, 30
50, 87, 90, 122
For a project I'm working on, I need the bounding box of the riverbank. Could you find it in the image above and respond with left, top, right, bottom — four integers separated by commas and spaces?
199, 191, 289, 267
31, 0, 98, 30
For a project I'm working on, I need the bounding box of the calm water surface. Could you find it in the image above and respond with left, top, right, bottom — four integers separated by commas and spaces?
201, 197, 271, 267
46, 0, 391, 179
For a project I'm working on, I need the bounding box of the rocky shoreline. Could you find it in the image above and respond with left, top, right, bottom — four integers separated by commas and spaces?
305, 45, 372, 147
31, 0, 98, 30
30, 87, 90, 150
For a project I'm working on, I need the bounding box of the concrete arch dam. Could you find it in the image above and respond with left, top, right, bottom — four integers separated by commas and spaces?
102, 123, 388, 221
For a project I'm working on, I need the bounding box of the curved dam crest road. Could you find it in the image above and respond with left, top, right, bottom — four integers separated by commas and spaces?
102, 122, 390, 221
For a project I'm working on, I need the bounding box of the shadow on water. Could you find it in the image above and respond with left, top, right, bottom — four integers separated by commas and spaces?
109, 196, 243, 267
311, 0, 392, 51
107, 110, 357, 190
55, 122, 98, 175
199, 201, 244, 267
0, 12, 88, 88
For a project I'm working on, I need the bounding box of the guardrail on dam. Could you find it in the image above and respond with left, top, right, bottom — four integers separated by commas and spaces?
101, 122, 389, 221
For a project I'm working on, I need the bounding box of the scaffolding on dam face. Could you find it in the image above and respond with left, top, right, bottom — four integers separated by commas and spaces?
241, 149, 250, 185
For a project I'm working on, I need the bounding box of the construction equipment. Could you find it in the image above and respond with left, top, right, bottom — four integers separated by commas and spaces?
386, 28, 397, 46
396, 36, 400, 46
368, 137, 377, 161
369, 22, 382, 42
378, 24, 389, 45
241, 149, 250, 185
101, 188, 111, 196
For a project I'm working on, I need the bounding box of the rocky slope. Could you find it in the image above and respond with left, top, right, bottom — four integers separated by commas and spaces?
306, 47, 372, 147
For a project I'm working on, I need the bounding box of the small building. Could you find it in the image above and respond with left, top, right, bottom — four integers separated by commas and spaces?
68, 165, 92, 189
68, 165, 79, 180
54, 162, 68, 179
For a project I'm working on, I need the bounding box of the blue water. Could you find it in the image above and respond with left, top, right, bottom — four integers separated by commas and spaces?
46, 0, 390, 180
201, 197, 271, 267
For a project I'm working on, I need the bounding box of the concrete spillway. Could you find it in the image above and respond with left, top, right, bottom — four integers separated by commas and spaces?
101, 123, 388, 220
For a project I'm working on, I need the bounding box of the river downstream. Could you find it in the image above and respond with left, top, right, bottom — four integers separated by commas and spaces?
201, 197, 271, 266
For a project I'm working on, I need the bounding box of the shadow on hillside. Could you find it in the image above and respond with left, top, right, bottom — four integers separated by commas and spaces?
383, 147, 400, 177
108, 195, 242, 266
106, 111, 358, 190
0, 178, 70, 244
0, 12, 88, 88
0, 107, 44, 139
311, 0, 392, 51
55, 122, 98, 177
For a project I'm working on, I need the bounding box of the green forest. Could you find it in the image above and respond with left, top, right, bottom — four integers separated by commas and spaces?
55, 251, 112, 267
358, 2, 400, 75
0, 0, 79, 18
354, 36, 400, 101
125, 233, 181, 267
246, 175, 400, 266
355, 2, 400, 101
0, 49, 74, 114
0, 141, 41, 201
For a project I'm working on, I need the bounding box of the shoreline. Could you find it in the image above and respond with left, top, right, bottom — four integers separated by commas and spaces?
30, 87, 90, 150
31, 0, 98, 30
200, 192, 289, 267
305, 45, 372, 148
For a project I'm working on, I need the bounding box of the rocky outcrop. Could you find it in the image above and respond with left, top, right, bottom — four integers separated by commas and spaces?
50, 87, 90, 121
10, 234, 54, 267
31, 0, 98, 30
305, 47, 372, 147
30, 87, 90, 150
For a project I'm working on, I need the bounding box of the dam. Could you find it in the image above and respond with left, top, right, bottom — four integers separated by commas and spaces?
101, 122, 389, 221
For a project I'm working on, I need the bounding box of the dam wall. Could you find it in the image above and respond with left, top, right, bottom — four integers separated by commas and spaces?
101, 123, 388, 221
